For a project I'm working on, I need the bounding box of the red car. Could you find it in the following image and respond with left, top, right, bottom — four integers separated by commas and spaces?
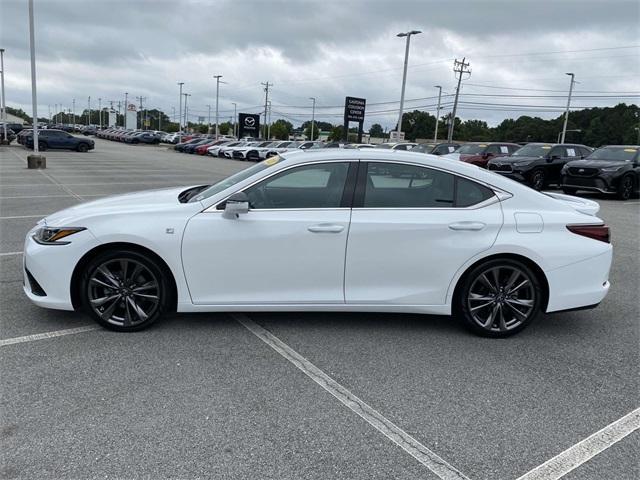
455, 142, 521, 168
194, 139, 227, 155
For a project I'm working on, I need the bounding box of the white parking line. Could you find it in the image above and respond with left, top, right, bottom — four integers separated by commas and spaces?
0, 325, 99, 347
233, 313, 470, 480
516, 407, 640, 480
0, 251, 23, 257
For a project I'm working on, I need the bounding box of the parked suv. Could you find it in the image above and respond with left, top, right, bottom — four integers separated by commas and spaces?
561, 145, 639, 200
24, 129, 95, 152
487, 143, 592, 190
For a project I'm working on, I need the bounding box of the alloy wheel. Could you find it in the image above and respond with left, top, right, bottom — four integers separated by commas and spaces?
467, 266, 536, 333
87, 258, 160, 328
532, 170, 545, 190
620, 176, 633, 200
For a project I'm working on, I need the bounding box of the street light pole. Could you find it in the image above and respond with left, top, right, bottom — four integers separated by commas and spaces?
560, 73, 575, 144
124, 92, 128, 128
177, 82, 184, 136
309, 97, 316, 140
232, 102, 237, 138
98, 97, 102, 129
183, 93, 190, 131
395, 30, 421, 138
213, 75, 222, 140
28, 0, 40, 153
87, 96, 91, 126
0, 48, 6, 142
433, 85, 442, 142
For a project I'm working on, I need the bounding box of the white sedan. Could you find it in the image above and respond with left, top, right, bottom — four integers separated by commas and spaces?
23, 150, 612, 337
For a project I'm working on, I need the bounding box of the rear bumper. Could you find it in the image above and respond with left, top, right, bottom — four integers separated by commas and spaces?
545, 249, 612, 313
561, 175, 614, 193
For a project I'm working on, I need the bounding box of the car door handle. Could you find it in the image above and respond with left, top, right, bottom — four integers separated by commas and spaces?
307, 224, 345, 233
448, 221, 486, 231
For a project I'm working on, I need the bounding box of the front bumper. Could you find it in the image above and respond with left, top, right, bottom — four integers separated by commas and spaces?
561, 174, 615, 194
23, 226, 99, 311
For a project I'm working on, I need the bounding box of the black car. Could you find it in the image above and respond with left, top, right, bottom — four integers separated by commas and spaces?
561, 145, 639, 200
0, 122, 28, 134
0, 128, 17, 144
487, 143, 593, 190
413, 142, 460, 155
24, 129, 95, 152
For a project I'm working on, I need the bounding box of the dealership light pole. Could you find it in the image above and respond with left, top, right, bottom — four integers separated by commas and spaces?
87, 96, 91, 126
183, 93, 190, 131
27, 0, 40, 154
433, 85, 442, 142
123, 92, 128, 128
213, 75, 223, 139
560, 72, 576, 144
395, 30, 421, 138
98, 97, 102, 129
232, 102, 237, 137
177, 82, 184, 136
309, 97, 316, 140
0, 48, 7, 142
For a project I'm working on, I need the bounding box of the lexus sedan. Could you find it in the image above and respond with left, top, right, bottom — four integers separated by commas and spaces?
561, 145, 639, 200
23, 150, 612, 337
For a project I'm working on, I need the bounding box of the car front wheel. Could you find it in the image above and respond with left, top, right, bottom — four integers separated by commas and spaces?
81, 250, 169, 331
77, 143, 89, 152
530, 169, 546, 191
457, 258, 543, 337
617, 175, 634, 200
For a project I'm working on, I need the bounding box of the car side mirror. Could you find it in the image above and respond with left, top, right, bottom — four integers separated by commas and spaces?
222, 192, 249, 219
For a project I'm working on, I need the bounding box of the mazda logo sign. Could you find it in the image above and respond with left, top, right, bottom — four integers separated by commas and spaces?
244, 117, 256, 127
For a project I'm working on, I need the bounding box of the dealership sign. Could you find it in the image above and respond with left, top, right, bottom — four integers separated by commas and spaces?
344, 96, 366, 122
238, 113, 260, 138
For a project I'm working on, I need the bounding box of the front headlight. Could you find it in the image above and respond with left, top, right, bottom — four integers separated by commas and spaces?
513, 161, 531, 167
33, 227, 86, 245
600, 166, 623, 173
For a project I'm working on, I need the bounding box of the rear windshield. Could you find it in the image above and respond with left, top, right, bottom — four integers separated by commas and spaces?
587, 147, 638, 161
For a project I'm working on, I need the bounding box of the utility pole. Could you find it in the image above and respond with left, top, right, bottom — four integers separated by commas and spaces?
213, 75, 222, 139
177, 82, 184, 139
447, 57, 471, 142
183, 93, 191, 131
124, 92, 128, 128
72, 98, 76, 126
309, 97, 316, 140
433, 85, 442, 142
87, 96, 91, 126
261, 81, 272, 139
136, 96, 146, 129
0, 48, 7, 142
560, 73, 576, 144
267, 100, 272, 139
232, 102, 237, 138
206, 104, 211, 129
98, 98, 102, 129
395, 30, 421, 138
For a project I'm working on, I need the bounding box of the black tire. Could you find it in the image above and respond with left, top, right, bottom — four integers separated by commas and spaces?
77, 143, 89, 152
455, 258, 543, 338
617, 175, 634, 201
530, 169, 546, 191
80, 249, 169, 332
38, 141, 47, 151
562, 187, 577, 195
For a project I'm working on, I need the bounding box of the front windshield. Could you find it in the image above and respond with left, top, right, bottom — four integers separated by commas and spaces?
413, 144, 435, 153
190, 156, 282, 203
588, 147, 638, 161
457, 144, 486, 154
512, 144, 552, 157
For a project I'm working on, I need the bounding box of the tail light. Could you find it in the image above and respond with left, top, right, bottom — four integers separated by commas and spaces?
567, 224, 610, 243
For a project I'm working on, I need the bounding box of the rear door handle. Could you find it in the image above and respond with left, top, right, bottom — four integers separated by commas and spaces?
448, 221, 486, 231
308, 224, 345, 233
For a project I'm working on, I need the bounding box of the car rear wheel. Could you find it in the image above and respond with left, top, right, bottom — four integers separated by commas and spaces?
81, 250, 168, 331
77, 143, 89, 152
457, 258, 542, 337
562, 187, 577, 195
531, 169, 546, 191
617, 175, 634, 200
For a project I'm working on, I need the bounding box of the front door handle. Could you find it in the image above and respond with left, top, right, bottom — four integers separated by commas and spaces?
308, 224, 345, 233
448, 221, 486, 231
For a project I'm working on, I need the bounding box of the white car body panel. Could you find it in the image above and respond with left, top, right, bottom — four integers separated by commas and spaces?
23, 150, 612, 320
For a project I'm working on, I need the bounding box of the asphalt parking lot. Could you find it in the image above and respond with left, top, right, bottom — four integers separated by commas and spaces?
1, 139, 638, 480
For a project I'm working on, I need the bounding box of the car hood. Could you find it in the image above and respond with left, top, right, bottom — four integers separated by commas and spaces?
565, 159, 629, 169
43, 186, 200, 226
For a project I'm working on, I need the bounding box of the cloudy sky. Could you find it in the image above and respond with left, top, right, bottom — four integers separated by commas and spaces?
1, 0, 639, 129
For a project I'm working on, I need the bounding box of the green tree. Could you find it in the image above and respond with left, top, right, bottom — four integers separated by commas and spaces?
327, 125, 344, 142
270, 119, 293, 140
369, 123, 384, 138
